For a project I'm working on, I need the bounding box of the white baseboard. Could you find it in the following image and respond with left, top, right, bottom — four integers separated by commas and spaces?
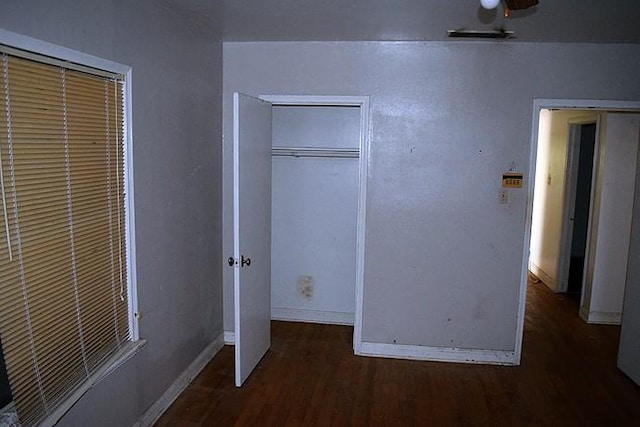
224, 330, 235, 345
358, 342, 518, 366
134, 333, 224, 427
580, 309, 622, 325
579, 306, 589, 323
271, 307, 354, 325
528, 262, 557, 291
225, 329, 515, 365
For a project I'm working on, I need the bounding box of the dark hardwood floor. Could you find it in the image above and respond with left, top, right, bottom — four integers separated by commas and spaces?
156, 280, 640, 426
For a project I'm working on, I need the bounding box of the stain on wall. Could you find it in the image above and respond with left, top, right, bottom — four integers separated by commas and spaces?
297, 275, 314, 299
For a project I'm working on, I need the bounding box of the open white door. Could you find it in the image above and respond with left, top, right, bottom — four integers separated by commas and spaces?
232, 92, 272, 387
617, 121, 640, 385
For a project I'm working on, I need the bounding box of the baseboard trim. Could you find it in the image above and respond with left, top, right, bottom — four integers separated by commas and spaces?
271, 307, 354, 326
134, 332, 224, 427
528, 262, 557, 291
358, 342, 518, 366
581, 309, 622, 325
224, 330, 235, 345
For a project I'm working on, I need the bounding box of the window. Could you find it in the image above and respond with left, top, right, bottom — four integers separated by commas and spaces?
0, 47, 134, 427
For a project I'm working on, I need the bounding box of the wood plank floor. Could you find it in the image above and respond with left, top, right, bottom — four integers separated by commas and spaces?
155, 280, 640, 426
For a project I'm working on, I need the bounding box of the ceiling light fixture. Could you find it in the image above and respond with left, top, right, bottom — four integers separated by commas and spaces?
449, 0, 539, 39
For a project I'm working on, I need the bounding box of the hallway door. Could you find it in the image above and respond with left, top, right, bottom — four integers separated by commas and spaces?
618, 121, 640, 385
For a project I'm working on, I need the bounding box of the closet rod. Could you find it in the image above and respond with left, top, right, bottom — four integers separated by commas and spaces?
271, 147, 359, 159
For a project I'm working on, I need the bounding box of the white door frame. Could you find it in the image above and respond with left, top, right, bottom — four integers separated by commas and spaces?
259, 94, 370, 355
556, 117, 600, 294
516, 98, 640, 363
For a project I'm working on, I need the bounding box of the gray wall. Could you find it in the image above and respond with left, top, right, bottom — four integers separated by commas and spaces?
0, 1, 223, 425
222, 41, 640, 352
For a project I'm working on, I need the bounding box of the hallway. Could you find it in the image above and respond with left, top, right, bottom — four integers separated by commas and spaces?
156, 280, 640, 426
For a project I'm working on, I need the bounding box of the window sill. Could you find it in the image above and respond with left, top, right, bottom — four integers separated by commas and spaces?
41, 340, 147, 427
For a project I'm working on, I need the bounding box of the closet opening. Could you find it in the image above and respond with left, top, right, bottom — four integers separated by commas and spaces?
259, 95, 370, 354
270, 105, 360, 327
231, 94, 370, 386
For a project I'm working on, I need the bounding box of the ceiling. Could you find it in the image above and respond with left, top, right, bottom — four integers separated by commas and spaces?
160, 0, 640, 43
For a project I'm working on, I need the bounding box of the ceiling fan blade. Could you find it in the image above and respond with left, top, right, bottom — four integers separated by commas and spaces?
504, 0, 539, 10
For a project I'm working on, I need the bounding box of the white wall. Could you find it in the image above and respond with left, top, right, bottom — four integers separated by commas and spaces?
0, 1, 223, 425
222, 41, 640, 354
529, 110, 597, 290
273, 106, 360, 149
271, 107, 359, 323
581, 113, 640, 324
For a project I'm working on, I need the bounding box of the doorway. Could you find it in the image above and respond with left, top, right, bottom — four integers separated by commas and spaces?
260, 95, 369, 354
527, 109, 639, 320
232, 94, 370, 386
270, 105, 360, 326
566, 123, 597, 297
518, 99, 640, 383
528, 109, 600, 296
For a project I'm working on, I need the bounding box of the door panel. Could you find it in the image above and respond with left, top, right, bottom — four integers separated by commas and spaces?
618, 122, 640, 385
582, 114, 639, 322
233, 92, 272, 387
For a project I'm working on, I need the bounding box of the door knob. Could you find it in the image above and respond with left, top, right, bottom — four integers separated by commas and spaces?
227, 255, 251, 267
241, 255, 251, 267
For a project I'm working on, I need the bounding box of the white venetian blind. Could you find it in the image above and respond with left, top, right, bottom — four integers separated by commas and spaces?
0, 51, 130, 427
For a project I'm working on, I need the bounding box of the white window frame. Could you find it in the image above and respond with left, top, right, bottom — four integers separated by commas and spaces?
0, 28, 142, 426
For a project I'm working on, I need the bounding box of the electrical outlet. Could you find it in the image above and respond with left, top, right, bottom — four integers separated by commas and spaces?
499, 190, 508, 204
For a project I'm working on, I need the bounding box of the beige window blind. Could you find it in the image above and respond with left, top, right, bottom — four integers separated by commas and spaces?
0, 51, 130, 427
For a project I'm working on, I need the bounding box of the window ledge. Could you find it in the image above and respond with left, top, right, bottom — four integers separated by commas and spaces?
41, 340, 147, 427
94, 340, 147, 384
